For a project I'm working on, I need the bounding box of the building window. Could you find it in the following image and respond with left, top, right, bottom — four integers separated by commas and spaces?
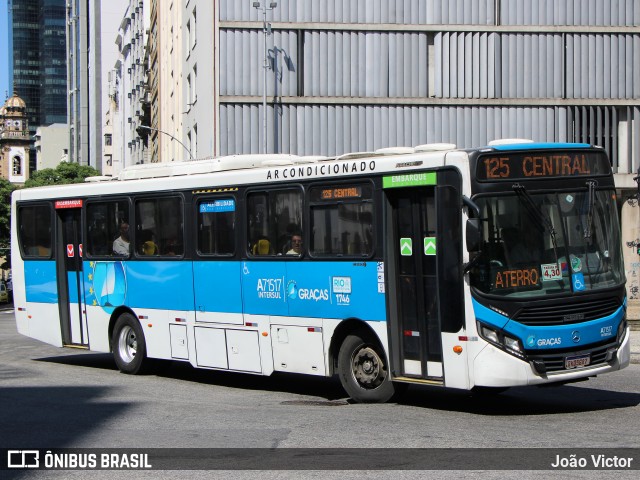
187, 74, 192, 108
104, 133, 112, 146
12, 156, 22, 176
186, 20, 191, 57
191, 7, 197, 50
191, 64, 197, 105
192, 124, 197, 160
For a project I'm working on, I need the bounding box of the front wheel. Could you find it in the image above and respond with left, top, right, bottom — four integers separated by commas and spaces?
337, 329, 397, 403
112, 313, 151, 374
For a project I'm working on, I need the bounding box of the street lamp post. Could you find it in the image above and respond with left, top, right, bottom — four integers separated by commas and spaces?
138, 125, 194, 161
253, 1, 277, 154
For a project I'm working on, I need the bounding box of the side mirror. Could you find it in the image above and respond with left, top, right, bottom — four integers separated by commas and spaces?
466, 218, 481, 253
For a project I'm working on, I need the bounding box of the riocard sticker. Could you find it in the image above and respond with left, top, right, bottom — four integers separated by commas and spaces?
383, 172, 437, 188
400, 238, 413, 256
424, 237, 436, 255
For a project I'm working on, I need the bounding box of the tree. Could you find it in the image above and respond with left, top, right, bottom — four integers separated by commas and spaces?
24, 162, 100, 188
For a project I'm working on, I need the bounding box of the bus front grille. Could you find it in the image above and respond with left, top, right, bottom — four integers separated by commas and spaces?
526, 339, 618, 374
515, 297, 621, 326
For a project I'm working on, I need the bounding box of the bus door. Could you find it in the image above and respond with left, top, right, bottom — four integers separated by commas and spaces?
384, 170, 463, 381
55, 201, 88, 347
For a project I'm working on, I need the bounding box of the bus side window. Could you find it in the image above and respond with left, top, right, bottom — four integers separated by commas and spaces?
18, 205, 52, 259
197, 197, 236, 256
246, 189, 303, 258
308, 183, 374, 257
86, 200, 130, 258
135, 196, 184, 258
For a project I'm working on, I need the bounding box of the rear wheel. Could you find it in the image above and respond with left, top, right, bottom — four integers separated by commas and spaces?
337, 329, 397, 403
112, 313, 151, 374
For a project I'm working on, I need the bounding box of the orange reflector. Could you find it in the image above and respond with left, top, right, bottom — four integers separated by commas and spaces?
262, 332, 268, 337
148, 324, 152, 328
453, 345, 463, 354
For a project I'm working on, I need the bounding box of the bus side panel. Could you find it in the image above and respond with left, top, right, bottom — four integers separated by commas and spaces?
22, 260, 62, 346
83, 260, 195, 356
84, 306, 111, 352
440, 283, 474, 390
124, 262, 195, 311
285, 261, 386, 320
24, 260, 58, 303
193, 261, 244, 324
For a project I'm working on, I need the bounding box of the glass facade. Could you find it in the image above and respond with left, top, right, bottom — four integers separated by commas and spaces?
10, 0, 67, 132
39, 0, 67, 124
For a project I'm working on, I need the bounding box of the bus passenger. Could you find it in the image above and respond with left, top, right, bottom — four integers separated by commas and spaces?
286, 234, 303, 255
113, 222, 130, 255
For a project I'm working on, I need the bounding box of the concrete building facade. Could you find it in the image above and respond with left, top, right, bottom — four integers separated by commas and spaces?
147, 0, 185, 164
34, 123, 68, 170
66, 0, 128, 172
112, 0, 150, 171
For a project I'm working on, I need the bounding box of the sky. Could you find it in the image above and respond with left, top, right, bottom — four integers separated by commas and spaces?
0, 0, 9, 101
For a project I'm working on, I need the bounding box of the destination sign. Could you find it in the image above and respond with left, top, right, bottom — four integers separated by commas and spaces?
320, 186, 362, 200
310, 184, 372, 202
477, 151, 610, 181
493, 266, 541, 291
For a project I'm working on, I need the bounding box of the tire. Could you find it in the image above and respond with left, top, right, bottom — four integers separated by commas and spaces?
337, 329, 397, 403
112, 313, 151, 374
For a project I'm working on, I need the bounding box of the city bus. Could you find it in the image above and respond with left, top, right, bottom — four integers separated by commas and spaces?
11, 140, 630, 403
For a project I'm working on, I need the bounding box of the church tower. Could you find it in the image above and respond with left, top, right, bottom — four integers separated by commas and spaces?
0, 92, 30, 183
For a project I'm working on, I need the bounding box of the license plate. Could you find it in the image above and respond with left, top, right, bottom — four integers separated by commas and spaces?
565, 354, 590, 369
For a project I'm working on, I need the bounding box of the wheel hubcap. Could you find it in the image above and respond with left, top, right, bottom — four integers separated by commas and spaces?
352, 346, 386, 389
118, 325, 137, 364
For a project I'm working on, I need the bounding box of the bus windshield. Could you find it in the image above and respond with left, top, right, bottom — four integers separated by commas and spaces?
470, 188, 625, 298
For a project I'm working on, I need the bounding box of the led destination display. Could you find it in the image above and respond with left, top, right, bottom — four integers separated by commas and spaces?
477, 151, 611, 181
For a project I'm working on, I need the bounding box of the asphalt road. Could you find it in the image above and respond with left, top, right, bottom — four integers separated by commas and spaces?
1, 307, 639, 479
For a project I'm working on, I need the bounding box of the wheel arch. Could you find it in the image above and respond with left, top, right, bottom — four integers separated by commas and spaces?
108, 306, 138, 352
328, 318, 386, 375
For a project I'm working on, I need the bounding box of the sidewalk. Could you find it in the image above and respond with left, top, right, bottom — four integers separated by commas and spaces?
630, 321, 640, 365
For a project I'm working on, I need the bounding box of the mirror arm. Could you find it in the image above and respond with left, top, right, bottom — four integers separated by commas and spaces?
463, 195, 480, 218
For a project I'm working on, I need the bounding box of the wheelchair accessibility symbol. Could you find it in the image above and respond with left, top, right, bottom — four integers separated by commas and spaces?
572, 273, 586, 291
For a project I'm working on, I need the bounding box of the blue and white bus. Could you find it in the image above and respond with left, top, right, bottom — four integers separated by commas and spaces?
11, 140, 629, 402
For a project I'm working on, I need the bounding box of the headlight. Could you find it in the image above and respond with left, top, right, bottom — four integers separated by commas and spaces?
504, 334, 523, 354
481, 325, 499, 344
617, 316, 627, 343
477, 322, 525, 359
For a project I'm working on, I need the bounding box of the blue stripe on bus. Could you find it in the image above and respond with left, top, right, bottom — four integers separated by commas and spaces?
85, 261, 195, 312
24, 261, 58, 303
84, 259, 386, 321
490, 142, 591, 151
193, 261, 243, 313
241, 260, 386, 320
472, 298, 625, 350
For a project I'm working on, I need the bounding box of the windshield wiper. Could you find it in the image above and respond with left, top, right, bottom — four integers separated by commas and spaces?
583, 180, 596, 239
512, 183, 560, 264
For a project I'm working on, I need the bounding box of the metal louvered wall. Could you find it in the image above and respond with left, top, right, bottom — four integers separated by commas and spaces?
216, 0, 640, 176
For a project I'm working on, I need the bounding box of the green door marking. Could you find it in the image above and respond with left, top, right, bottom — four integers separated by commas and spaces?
424, 237, 436, 255
383, 172, 437, 188
400, 238, 413, 256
